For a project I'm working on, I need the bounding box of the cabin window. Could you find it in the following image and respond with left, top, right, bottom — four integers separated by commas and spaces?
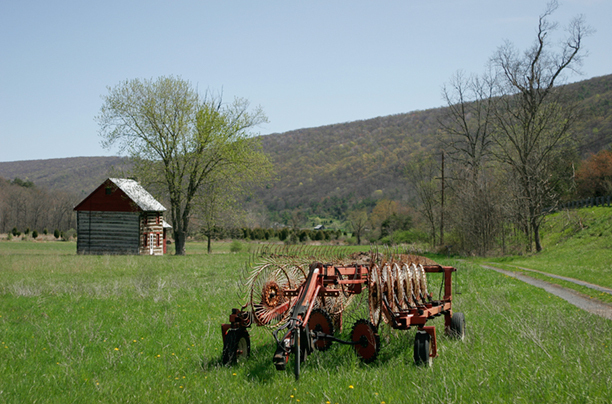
105, 187, 112, 195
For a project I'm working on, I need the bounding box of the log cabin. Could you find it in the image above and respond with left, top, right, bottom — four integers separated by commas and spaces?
74, 178, 171, 255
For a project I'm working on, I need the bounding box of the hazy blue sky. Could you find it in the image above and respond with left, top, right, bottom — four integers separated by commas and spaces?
1, 0, 610, 162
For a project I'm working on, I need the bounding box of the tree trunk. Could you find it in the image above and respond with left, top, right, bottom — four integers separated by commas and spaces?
174, 230, 186, 255
533, 220, 542, 252
207, 235, 212, 254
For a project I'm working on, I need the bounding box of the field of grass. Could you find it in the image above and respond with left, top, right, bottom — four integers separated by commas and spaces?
478, 207, 612, 304
1, 240, 611, 403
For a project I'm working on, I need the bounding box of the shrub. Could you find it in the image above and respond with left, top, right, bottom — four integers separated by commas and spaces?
278, 228, 289, 241
54, 229, 60, 239
11, 227, 18, 236
62, 229, 76, 241
43, 228, 48, 235
229, 240, 243, 253
24, 227, 30, 235
7, 233, 13, 241
32, 230, 38, 239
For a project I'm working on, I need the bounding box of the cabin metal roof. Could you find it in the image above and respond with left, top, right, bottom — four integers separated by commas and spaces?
109, 178, 167, 212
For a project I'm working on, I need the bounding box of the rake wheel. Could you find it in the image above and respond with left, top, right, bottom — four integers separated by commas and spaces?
351, 319, 380, 364
247, 263, 302, 327
368, 264, 382, 327
308, 308, 334, 351
380, 263, 395, 324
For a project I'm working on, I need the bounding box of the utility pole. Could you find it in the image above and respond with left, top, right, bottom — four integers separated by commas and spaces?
440, 150, 445, 247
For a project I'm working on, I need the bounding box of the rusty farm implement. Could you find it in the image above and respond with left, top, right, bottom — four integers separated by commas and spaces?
221, 247, 465, 379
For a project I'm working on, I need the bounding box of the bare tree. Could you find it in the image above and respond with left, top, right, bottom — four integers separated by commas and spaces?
347, 209, 368, 245
440, 71, 502, 254
490, 0, 591, 251
440, 70, 496, 180
406, 154, 440, 246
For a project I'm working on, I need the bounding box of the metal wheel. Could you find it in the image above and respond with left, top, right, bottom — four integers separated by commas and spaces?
418, 264, 429, 299
401, 263, 414, 307
351, 319, 380, 364
414, 331, 432, 367
247, 263, 301, 327
380, 263, 394, 324
368, 264, 382, 327
411, 264, 422, 304
392, 263, 406, 310
222, 329, 251, 365
308, 309, 334, 351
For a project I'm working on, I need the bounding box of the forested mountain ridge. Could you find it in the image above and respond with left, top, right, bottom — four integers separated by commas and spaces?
0, 156, 132, 196
256, 74, 612, 217
1, 74, 611, 220
257, 108, 444, 216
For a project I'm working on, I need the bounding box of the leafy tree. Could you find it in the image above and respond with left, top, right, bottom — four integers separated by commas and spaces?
97, 76, 269, 255
54, 229, 60, 239
32, 230, 38, 239
490, 0, 591, 252
11, 178, 34, 188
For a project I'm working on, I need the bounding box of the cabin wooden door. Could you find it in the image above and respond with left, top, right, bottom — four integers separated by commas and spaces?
149, 234, 155, 255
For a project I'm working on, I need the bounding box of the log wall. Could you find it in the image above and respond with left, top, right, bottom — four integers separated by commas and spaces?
76, 211, 140, 255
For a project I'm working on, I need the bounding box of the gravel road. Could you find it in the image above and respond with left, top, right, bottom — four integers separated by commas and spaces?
480, 264, 612, 321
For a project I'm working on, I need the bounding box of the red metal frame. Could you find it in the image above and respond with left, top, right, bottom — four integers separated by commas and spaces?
222, 261, 458, 370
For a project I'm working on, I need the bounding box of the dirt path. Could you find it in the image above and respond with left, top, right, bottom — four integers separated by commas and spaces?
503, 264, 612, 295
480, 264, 612, 321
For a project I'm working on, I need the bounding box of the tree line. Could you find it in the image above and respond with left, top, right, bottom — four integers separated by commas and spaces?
0, 177, 77, 237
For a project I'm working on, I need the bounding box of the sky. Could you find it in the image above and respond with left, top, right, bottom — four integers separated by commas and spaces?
1, 0, 610, 163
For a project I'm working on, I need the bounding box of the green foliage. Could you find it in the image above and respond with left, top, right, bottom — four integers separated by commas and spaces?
229, 240, 243, 253
278, 228, 289, 241
24, 227, 30, 235
379, 229, 429, 246
43, 228, 48, 235
32, 230, 38, 239
10, 177, 34, 188
53, 229, 60, 239
11, 227, 18, 237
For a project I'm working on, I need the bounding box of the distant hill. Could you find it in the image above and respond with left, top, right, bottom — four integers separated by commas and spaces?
0, 156, 132, 196
256, 74, 612, 216
1, 74, 611, 215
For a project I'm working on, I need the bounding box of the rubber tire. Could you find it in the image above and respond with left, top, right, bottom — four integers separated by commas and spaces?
449, 312, 466, 341
222, 329, 250, 365
414, 331, 432, 367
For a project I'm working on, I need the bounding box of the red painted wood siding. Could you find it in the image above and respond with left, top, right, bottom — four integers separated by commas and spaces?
74, 179, 140, 212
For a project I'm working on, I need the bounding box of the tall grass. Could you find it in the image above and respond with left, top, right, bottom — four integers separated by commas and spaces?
0, 242, 610, 403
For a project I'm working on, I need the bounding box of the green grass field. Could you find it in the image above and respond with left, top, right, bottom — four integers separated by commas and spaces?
1, 240, 611, 403
479, 207, 612, 304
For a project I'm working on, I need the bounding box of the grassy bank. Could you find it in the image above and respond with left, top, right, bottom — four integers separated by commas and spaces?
477, 207, 612, 304
0, 242, 611, 403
